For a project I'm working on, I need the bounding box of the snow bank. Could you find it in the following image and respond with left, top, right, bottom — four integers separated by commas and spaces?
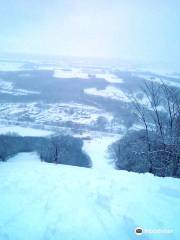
0, 152, 179, 240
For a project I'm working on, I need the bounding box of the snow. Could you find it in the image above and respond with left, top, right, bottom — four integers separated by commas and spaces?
133, 68, 180, 80
0, 124, 53, 137
84, 86, 130, 102
0, 61, 23, 71
134, 74, 180, 88
54, 68, 89, 79
54, 68, 123, 83
0, 152, 179, 240
0, 79, 39, 96
0, 102, 113, 127
84, 87, 166, 112
83, 134, 120, 170
129, 124, 144, 131
33, 102, 112, 125
95, 73, 123, 83
0, 80, 13, 90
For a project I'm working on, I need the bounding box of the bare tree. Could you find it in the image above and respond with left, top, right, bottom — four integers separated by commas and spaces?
142, 81, 165, 148
129, 92, 151, 151
127, 80, 180, 177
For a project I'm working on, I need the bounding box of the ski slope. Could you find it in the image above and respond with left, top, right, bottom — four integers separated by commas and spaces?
0, 151, 180, 240
83, 134, 119, 170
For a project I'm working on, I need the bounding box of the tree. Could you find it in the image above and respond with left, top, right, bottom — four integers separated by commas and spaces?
110, 80, 180, 177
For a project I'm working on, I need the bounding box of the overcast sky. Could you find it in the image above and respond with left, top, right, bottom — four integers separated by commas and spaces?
0, 0, 180, 65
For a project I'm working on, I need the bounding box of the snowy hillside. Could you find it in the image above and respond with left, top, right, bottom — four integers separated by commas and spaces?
0, 152, 180, 240
0, 55, 180, 239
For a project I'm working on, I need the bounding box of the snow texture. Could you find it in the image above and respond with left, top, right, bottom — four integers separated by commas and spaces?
0, 148, 179, 240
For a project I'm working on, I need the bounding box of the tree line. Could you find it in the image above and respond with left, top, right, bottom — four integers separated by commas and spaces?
0, 134, 91, 168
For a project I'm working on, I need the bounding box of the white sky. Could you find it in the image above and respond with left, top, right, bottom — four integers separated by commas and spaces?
0, 0, 180, 66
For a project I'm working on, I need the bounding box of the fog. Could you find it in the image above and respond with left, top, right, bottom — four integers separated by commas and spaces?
0, 0, 180, 66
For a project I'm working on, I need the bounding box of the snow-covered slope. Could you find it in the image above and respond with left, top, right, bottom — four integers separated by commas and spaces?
0, 152, 179, 240
83, 134, 119, 170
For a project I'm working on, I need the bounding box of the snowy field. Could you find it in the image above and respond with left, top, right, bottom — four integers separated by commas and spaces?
54, 68, 123, 83
0, 61, 23, 71
0, 124, 53, 137
133, 73, 180, 88
0, 152, 179, 240
84, 86, 130, 102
